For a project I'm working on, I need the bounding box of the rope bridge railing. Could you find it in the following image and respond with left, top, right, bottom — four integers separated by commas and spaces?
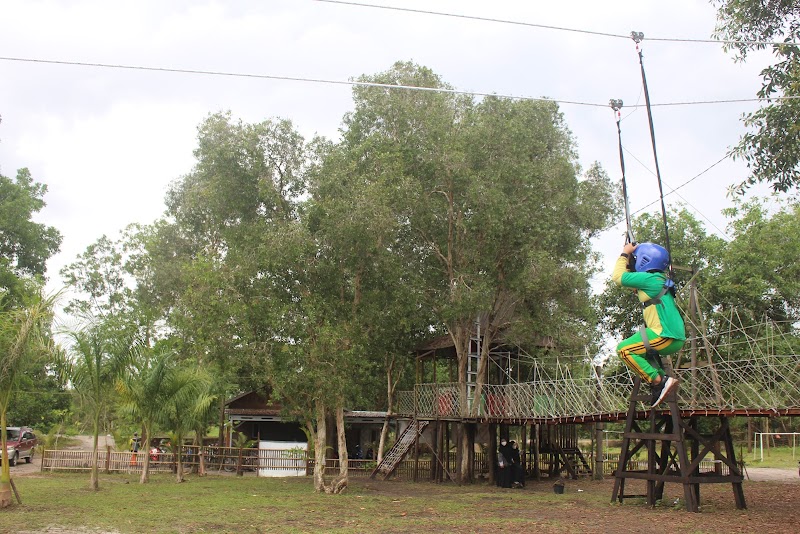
396, 354, 800, 420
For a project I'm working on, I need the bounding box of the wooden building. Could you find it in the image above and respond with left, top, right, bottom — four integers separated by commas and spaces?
225, 390, 387, 457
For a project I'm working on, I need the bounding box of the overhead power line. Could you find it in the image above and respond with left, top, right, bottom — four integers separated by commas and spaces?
2, 56, 798, 108
311, 0, 800, 47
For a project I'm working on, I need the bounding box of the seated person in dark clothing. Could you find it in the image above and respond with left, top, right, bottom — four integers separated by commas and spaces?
509, 440, 524, 488
497, 438, 513, 488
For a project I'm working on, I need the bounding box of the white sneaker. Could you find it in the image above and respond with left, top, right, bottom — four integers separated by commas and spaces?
651, 376, 679, 408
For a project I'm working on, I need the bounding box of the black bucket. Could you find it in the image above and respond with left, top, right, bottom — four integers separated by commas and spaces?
553, 483, 565, 494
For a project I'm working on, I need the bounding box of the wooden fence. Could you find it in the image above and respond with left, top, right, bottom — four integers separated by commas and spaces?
42, 446, 294, 475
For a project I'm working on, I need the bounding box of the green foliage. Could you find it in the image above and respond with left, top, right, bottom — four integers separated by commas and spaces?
6, 361, 70, 432
0, 290, 58, 485
230, 430, 256, 449
710, 197, 800, 324
335, 62, 618, 359
60, 228, 161, 344
0, 168, 62, 305
713, 1, 800, 193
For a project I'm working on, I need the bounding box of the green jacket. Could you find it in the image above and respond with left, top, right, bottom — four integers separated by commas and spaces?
612, 255, 686, 341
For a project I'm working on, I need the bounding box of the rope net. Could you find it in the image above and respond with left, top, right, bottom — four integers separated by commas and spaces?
397, 319, 800, 421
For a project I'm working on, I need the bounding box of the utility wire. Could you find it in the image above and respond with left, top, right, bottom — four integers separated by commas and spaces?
604, 153, 732, 239
2, 56, 799, 108
0, 56, 605, 108
311, 0, 800, 47
311, 0, 629, 40
623, 148, 731, 240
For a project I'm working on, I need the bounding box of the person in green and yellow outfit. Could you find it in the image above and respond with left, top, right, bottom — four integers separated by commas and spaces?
613, 242, 685, 407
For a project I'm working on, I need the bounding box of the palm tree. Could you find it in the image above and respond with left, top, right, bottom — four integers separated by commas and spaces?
0, 291, 58, 507
60, 328, 126, 491
159, 366, 214, 482
116, 348, 203, 484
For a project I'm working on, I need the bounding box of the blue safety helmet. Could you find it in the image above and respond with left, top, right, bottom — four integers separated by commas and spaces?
634, 243, 670, 273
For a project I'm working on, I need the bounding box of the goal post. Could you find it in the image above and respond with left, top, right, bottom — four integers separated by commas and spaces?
753, 432, 800, 462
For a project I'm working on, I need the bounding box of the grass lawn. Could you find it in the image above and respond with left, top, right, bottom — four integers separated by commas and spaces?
746, 445, 800, 469
6, 472, 800, 533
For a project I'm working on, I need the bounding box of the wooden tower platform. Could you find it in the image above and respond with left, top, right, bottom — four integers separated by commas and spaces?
611, 376, 746, 512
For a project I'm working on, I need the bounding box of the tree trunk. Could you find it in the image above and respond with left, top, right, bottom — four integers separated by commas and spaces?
176, 447, 184, 483
488, 423, 497, 485
90, 412, 100, 491
449, 320, 478, 483
460, 423, 471, 482
377, 354, 398, 465
326, 404, 348, 494
0, 408, 13, 508
139, 426, 151, 484
312, 399, 349, 494
471, 329, 494, 418
198, 447, 207, 476
377, 418, 390, 466
194, 430, 207, 476
218, 396, 226, 447
313, 398, 327, 492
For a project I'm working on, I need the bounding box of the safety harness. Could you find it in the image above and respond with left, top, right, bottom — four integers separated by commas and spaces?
638, 277, 675, 369
642, 277, 675, 309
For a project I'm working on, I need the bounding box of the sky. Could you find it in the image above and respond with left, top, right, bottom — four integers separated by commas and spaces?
0, 0, 778, 318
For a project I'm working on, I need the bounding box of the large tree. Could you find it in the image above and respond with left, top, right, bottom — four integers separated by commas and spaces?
330, 61, 618, 480
709, 197, 800, 326
0, 169, 62, 305
159, 112, 311, 443
713, 1, 800, 193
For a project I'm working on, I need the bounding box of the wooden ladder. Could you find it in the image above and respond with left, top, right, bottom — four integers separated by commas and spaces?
370, 419, 429, 480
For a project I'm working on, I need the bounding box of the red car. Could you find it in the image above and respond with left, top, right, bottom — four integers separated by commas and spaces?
4, 427, 37, 466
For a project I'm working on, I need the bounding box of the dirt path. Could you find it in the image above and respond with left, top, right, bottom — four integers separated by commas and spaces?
745, 467, 800, 482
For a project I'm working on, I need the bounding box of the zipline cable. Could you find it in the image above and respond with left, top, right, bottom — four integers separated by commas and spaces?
632, 31, 673, 274
2, 56, 799, 108
311, 0, 800, 47
610, 98, 634, 244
